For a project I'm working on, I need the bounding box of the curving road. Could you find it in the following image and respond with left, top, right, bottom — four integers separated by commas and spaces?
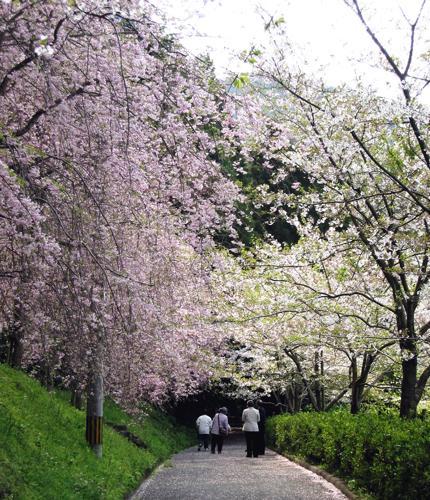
130, 434, 347, 500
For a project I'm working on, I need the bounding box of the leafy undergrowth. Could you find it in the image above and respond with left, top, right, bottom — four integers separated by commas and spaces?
0, 364, 194, 499
267, 409, 430, 500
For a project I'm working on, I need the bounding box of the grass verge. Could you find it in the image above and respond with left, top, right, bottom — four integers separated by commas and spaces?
0, 363, 193, 499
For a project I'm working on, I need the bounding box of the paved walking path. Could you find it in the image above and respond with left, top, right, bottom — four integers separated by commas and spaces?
131, 434, 348, 500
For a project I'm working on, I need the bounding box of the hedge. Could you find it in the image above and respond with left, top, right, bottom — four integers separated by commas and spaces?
266, 409, 430, 500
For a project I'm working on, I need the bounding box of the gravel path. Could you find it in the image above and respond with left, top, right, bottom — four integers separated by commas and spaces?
130, 434, 348, 500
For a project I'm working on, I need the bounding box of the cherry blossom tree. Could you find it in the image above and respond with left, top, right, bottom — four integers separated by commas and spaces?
213, 238, 403, 414
232, 0, 430, 417
0, 0, 239, 455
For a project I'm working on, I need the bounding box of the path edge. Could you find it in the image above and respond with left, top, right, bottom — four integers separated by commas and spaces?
126, 446, 195, 500
271, 448, 361, 500
126, 461, 165, 500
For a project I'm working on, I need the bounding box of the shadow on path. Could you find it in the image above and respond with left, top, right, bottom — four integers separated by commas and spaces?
130, 433, 347, 500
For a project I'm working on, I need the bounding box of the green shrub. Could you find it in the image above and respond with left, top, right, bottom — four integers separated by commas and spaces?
0, 364, 194, 499
266, 409, 430, 500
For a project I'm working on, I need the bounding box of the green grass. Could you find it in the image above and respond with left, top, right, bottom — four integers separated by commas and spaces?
0, 364, 194, 499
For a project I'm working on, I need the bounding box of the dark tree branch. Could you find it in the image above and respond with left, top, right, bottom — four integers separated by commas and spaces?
14, 82, 91, 137
350, 130, 430, 213
347, 0, 430, 169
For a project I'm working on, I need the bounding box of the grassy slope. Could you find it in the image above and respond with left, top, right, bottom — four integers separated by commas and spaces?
0, 364, 193, 499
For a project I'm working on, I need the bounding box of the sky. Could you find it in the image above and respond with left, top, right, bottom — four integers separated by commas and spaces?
156, 0, 430, 99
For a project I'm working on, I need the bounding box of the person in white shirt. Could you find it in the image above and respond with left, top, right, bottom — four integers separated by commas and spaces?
196, 410, 212, 451
242, 400, 260, 457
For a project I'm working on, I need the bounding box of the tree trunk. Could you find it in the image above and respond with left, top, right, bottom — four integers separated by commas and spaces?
320, 350, 325, 410
326, 387, 349, 411
86, 345, 104, 457
350, 352, 374, 414
400, 348, 418, 418
71, 388, 83, 410
287, 380, 305, 413
416, 364, 430, 407
285, 348, 321, 411
399, 302, 418, 418
350, 381, 363, 414
8, 311, 24, 368
314, 349, 325, 410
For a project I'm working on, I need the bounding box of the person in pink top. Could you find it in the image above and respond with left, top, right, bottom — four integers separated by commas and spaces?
210, 407, 230, 454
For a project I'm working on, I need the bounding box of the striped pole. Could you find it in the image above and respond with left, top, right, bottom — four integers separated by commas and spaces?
86, 368, 104, 458
86, 415, 103, 446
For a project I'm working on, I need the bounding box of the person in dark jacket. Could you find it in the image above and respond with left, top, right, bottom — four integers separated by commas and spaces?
257, 400, 267, 455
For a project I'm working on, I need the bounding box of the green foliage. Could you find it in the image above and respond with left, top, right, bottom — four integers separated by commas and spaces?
6, 167, 27, 189
214, 152, 301, 248
266, 409, 430, 500
233, 73, 250, 89
240, 47, 263, 65
0, 364, 194, 499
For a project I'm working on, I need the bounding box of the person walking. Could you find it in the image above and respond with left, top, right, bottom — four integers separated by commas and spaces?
210, 407, 229, 454
257, 400, 267, 455
196, 410, 212, 451
242, 400, 260, 458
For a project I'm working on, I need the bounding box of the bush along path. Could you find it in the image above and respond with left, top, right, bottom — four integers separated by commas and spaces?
0, 364, 194, 499
267, 410, 430, 500
131, 434, 348, 500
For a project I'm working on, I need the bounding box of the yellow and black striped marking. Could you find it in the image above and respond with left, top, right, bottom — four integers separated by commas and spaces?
86, 416, 103, 445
